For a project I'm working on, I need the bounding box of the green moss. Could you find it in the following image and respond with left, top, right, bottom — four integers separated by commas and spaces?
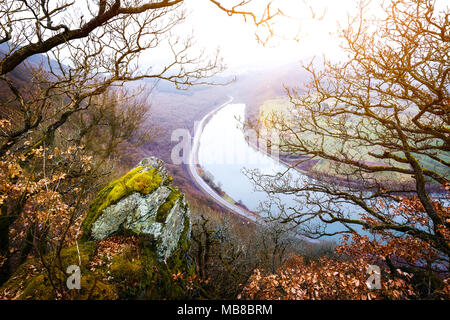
110, 253, 143, 283
139, 247, 188, 299
81, 166, 163, 238
2, 158, 199, 300
1, 219, 198, 300
0, 242, 97, 299
59, 242, 97, 272
19, 275, 54, 300
164, 206, 190, 272
78, 275, 118, 300
19, 273, 117, 300
167, 204, 192, 272
107, 247, 145, 298
0, 260, 41, 299
179, 202, 190, 251
164, 176, 173, 185
3, 242, 116, 300
156, 189, 181, 223
112, 227, 197, 300
125, 169, 163, 195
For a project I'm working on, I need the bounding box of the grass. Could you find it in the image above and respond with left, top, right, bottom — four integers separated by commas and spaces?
258, 97, 449, 183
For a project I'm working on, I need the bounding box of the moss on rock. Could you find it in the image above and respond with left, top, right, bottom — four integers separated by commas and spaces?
0, 234, 199, 300
110, 253, 144, 283
19, 275, 55, 300
19, 273, 117, 300
1, 242, 117, 300
82, 165, 164, 238
156, 188, 181, 223
59, 242, 97, 272
0, 158, 198, 300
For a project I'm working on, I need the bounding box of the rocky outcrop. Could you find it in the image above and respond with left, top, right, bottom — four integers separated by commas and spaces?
0, 157, 195, 300
81, 157, 190, 262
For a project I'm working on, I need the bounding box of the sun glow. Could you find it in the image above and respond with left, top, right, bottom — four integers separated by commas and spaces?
185, 0, 368, 71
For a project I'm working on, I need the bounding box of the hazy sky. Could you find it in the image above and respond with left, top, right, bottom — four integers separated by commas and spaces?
132, 0, 364, 75
43, 0, 448, 75
182, 0, 362, 72
184, 0, 448, 73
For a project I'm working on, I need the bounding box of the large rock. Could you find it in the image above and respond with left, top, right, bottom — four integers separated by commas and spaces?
81, 157, 190, 262
0, 157, 194, 300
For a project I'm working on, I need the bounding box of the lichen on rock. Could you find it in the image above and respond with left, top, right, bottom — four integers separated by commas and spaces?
81, 157, 190, 262
0, 157, 196, 300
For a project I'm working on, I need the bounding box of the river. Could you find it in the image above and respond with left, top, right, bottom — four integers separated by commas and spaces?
198, 103, 289, 210
196, 103, 367, 240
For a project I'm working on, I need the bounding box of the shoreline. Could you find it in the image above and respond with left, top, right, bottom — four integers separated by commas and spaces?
186, 99, 319, 244
186, 96, 262, 224
245, 130, 447, 197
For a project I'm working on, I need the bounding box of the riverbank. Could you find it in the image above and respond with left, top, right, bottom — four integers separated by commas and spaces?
186, 97, 262, 223
187, 101, 322, 243
244, 131, 447, 196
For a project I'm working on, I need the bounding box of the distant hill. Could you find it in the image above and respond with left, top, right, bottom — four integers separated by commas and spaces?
0, 42, 62, 112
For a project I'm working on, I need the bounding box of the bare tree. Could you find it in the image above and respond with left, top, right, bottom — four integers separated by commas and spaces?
245, 0, 449, 294
189, 202, 307, 299
0, 0, 281, 290
0, 0, 281, 156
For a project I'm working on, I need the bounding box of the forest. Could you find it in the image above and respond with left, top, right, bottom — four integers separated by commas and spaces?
0, 0, 448, 304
